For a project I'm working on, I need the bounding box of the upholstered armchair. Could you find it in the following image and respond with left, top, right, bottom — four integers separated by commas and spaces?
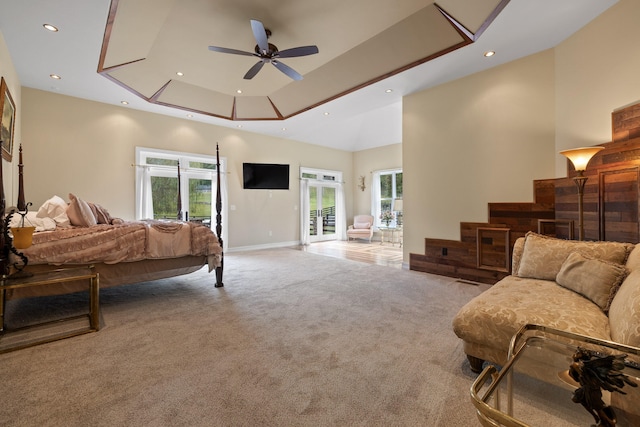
347, 215, 374, 242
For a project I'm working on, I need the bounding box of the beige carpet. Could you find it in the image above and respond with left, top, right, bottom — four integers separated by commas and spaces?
0, 248, 487, 426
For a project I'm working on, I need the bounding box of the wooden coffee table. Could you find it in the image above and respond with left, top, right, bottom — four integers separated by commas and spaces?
471, 324, 640, 427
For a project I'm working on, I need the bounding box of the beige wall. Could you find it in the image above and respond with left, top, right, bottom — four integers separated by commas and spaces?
7, 0, 638, 260
403, 49, 556, 256
351, 143, 402, 218
554, 0, 640, 177
0, 31, 21, 203
402, 0, 640, 262
21, 88, 355, 250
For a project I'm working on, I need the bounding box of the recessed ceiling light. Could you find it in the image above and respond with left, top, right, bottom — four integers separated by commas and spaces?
121, 101, 129, 105
323, 112, 330, 116
176, 72, 184, 77
237, 124, 243, 128
484, 51, 495, 57
50, 74, 61, 80
186, 114, 193, 118
385, 89, 393, 93
43, 24, 59, 32
236, 89, 242, 94
281, 127, 287, 131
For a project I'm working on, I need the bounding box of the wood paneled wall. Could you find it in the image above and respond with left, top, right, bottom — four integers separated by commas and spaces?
410, 103, 640, 284
409, 180, 555, 284
556, 138, 640, 242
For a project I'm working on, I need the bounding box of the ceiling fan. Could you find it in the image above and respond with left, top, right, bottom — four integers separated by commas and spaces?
208, 19, 319, 81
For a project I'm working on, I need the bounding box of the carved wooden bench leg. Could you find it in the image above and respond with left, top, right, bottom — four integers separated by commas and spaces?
467, 355, 485, 373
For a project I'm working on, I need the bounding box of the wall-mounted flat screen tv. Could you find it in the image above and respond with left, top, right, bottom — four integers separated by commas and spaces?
243, 163, 290, 190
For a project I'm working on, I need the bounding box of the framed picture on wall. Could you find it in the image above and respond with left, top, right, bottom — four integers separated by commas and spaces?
0, 77, 16, 162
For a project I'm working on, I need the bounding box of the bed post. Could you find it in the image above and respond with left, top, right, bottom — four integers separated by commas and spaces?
176, 161, 183, 220
17, 145, 26, 211
0, 143, 7, 277
215, 143, 224, 287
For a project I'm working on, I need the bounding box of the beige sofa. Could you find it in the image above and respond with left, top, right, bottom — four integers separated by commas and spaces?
453, 232, 640, 373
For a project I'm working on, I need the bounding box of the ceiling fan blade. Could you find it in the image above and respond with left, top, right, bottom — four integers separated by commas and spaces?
244, 60, 266, 80
250, 20, 269, 54
272, 60, 303, 81
276, 45, 319, 58
208, 46, 256, 57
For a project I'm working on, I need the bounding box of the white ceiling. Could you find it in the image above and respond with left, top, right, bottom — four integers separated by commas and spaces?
0, 0, 618, 152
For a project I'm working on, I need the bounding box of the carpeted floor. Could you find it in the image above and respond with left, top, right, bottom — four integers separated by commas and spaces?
0, 248, 488, 426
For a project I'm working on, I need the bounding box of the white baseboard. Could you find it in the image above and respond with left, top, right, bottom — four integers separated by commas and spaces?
226, 240, 301, 253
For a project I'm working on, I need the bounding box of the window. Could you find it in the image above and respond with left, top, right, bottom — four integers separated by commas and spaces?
372, 169, 403, 227
135, 147, 225, 228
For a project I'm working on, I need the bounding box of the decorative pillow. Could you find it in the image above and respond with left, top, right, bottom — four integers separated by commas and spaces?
353, 222, 370, 229
66, 193, 97, 227
88, 202, 113, 224
516, 232, 630, 281
625, 245, 640, 272
608, 270, 640, 347
36, 195, 70, 227
555, 251, 627, 313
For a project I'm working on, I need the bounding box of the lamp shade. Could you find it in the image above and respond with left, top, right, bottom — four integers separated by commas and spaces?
394, 199, 403, 212
559, 146, 604, 171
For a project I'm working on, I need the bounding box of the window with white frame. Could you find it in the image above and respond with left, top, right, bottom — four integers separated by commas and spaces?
135, 147, 225, 226
372, 169, 403, 227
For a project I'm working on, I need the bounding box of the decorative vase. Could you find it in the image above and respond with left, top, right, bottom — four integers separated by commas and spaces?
384, 220, 391, 227
11, 226, 36, 249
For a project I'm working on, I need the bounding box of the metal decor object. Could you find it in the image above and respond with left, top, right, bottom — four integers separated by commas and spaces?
569, 347, 638, 427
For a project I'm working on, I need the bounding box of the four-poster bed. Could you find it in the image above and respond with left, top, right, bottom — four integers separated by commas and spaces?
0, 144, 224, 300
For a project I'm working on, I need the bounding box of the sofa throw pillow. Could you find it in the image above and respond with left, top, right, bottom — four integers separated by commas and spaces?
353, 222, 370, 229
66, 193, 97, 227
625, 244, 640, 272
516, 232, 630, 281
555, 251, 627, 313
608, 270, 640, 347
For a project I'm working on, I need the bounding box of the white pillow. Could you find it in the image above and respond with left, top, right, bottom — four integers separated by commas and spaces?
353, 222, 371, 229
36, 195, 70, 227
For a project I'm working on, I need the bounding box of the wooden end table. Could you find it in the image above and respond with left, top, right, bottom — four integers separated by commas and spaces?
0, 266, 100, 353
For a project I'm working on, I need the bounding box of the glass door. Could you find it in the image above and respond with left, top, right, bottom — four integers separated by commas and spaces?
309, 185, 337, 242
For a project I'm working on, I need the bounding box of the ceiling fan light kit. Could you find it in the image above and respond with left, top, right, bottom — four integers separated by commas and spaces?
208, 19, 319, 81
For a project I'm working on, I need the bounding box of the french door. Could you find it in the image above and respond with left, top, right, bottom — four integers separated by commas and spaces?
135, 147, 226, 235
300, 168, 344, 244
309, 185, 337, 242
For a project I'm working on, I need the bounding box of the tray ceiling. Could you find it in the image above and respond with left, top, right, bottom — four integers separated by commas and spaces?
99, 0, 506, 121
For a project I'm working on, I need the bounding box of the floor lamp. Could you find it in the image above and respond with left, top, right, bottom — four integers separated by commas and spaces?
559, 146, 604, 241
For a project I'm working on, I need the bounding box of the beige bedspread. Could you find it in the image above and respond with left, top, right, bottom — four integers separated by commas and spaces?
16, 220, 223, 271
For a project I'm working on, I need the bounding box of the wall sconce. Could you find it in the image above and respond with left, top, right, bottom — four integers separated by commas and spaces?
559, 146, 604, 240
358, 176, 366, 192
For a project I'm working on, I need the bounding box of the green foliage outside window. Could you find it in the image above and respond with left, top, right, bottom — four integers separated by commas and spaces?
379, 171, 403, 214
151, 176, 178, 218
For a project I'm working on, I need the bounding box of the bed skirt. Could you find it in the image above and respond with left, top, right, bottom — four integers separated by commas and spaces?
5, 256, 209, 300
